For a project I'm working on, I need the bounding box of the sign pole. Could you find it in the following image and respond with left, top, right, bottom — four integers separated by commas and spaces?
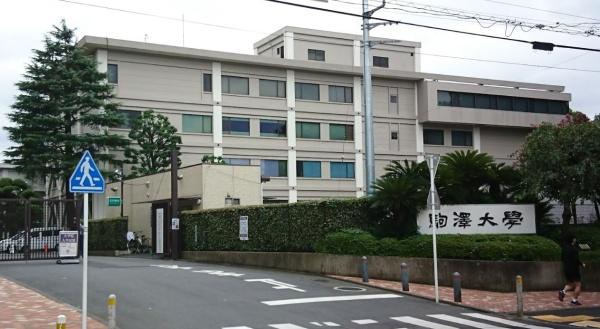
427, 155, 440, 304
82, 192, 89, 329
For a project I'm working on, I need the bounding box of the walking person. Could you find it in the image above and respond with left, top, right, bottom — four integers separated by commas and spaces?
558, 233, 586, 305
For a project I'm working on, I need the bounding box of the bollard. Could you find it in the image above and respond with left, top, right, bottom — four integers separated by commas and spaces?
107, 294, 117, 329
56, 315, 66, 329
401, 263, 409, 291
516, 275, 523, 317
361, 256, 369, 283
452, 272, 462, 303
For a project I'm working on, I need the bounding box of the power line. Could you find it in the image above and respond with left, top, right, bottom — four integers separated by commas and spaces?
265, 0, 600, 52
57, 0, 269, 35
478, 0, 600, 22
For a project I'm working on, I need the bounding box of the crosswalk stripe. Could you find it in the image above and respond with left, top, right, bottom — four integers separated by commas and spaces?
462, 313, 552, 329
222, 327, 253, 329
428, 314, 508, 329
392, 316, 459, 329
323, 322, 339, 327
309, 322, 323, 326
269, 324, 308, 329
352, 319, 378, 325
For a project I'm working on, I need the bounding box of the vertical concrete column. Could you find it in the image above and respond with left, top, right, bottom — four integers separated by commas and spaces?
284, 32, 294, 60
212, 62, 223, 157
287, 69, 297, 203
473, 126, 481, 152
353, 76, 365, 197
353, 40, 361, 67
414, 82, 424, 162
414, 47, 422, 72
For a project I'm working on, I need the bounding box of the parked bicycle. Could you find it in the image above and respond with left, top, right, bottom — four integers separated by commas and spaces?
126, 231, 150, 254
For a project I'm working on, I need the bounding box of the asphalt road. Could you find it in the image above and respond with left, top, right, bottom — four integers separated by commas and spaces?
0, 256, 566, 329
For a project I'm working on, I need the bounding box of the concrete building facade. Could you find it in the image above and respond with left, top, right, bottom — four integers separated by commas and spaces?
79, 26, 571, 204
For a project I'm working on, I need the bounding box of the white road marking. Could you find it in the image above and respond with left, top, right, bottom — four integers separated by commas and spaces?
428, 314, 508, 329
269, 324, 308, 329
245, 278, 306, 292
462, 313, 552, 329
309, 322, 323, 326
193, 270, 245, 277
392, 316, 459, 329
222, 327, 253, 329
150, 264, 192, 270
352, 319, 378, 325
263, 293, 401, 306
323, 322, 339, 326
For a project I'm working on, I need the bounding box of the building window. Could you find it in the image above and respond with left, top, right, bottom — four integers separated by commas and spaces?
297, 161, 321, 178
259, 79, 286, 98
107, 64, 118, 84
549, 100, 568, 114
295, 82, 320, 101
391, 131, 398, 140
533, 99, 549, 113
330, 124, 354, 141
115, 110, 141, 129
223, 158, 251, 166
222, 75, 249, 95
224, 197, 240, 206
437, 91, 451, 106
223, 117, 250, 135
497, 96, 512, 111
475, 94, 493, 109
261, 160, 287, 177
373, 56, 389, 68
308, 49, 325, 61
296, 122, 320, 139
328, 85, 353, 103
452, 130, 473, 146
276, 45, 284, 58
203, 73, 212, 92
390, 95, 398, 104
458, 93, 475, 108
437, 90, 569, 115
182, 114, 212, 133
260, 119, 286, 137
424, 129, 444, 145
331, 162, 355, 179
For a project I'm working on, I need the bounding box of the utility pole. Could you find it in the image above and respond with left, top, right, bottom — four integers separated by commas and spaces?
362, 0, 385, 195
170, 149, 179, 260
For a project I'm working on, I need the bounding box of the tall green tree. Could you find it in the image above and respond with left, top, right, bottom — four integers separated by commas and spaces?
125, 110, 181, 177
4, 21, 128, 197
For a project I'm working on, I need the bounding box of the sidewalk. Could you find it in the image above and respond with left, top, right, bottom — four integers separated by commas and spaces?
330, 275, 600, 313
0, 276, 106, 329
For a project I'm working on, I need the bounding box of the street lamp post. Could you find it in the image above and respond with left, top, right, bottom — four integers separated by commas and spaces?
114, 169, 124, 218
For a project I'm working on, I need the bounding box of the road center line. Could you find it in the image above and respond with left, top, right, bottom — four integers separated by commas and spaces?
262, 293, 401, 306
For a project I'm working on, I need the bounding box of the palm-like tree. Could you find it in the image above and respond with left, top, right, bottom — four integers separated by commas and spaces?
437, 150, 496, 204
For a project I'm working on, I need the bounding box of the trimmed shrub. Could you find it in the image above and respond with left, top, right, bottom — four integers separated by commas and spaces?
88, 217, 127, 251
181, 199, 372, 252
314, 229, 379, 255
539, 224, 600, 263
317, 233, 561, 261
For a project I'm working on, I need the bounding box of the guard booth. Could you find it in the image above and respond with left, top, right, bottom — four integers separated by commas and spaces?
0, 198, 81, 261
150, 199, 197, 256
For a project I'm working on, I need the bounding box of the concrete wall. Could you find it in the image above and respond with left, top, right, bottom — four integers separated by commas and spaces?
182, 251, 600, 292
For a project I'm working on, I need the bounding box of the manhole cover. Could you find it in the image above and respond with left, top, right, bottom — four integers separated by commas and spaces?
334, 286, 366, 292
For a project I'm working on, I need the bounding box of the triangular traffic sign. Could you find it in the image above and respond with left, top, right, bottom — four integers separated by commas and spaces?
69, 150, 105, 193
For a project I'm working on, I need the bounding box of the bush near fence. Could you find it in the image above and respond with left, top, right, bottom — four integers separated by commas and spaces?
315, 229, 561, 261
88, 217, 127, 251
181, 199, 372, 252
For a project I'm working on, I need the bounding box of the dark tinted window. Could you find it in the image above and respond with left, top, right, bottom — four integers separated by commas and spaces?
203, 73, 212, 92
308, 49, 325, 61
458, 93, 475, 108
107, 64, 118, 84
223, 117, 250, 135
259, 79, 286, 98
328, 85, 353, 103
533, 99, 549, 113
261, 160, 287, 177
330, 124, 354, 141
437, 91, 451, 106
475, 94, 492, 109
295, 83, 320, 101
437, 90, 568, 115
296, 122, 320, 139
331, 162, 355, 178
222, 76, 249, 95
260, 120, 286, 137
498, 96, 512, 111
452, 130, 473, 146
297, 161, 321, 178
373, 56, 389, 68
116, 110, 141, 129
424, 129, 444, 145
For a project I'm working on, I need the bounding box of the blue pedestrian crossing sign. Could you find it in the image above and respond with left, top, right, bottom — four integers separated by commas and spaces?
69, 150, 105, 193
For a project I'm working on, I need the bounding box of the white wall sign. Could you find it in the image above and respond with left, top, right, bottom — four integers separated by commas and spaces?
156, 208, 164, 254
171, 217, 180, 230
239, 216, 248, 241
417, 204, 536, 235
58, 231, 79, 258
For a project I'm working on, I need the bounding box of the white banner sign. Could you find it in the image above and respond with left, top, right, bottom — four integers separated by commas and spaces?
156, 208, 164, 254
239, 216, 248, 241
59, 231, 79, 258
417, 204, 536, 235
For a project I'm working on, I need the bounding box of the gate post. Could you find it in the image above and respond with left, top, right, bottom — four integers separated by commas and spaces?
24, 199, 31, 261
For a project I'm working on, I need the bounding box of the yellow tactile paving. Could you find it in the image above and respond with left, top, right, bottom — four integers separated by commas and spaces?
533, 315, 596, 323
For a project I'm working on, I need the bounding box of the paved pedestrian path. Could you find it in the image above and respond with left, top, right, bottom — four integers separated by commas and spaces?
0, 276, 106, 329
330, 275, 600, 313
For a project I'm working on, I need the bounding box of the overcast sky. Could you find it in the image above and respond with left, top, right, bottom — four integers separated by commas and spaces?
1, 0, 599, 159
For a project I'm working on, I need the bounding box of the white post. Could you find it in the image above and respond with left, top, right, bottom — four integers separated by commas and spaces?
429, 157, 439, 304
107, 294, 117, 329
82, 192, 89, 329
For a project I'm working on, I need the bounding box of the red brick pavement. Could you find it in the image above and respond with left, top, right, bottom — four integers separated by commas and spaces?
330, 275, 600, 313
0, 276, 106, 329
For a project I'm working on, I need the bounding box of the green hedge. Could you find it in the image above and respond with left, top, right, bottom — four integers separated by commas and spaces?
181, 199, 371, 252
315, 230, 561, 261
539, 224, 600, 263
89, 217, 128, 251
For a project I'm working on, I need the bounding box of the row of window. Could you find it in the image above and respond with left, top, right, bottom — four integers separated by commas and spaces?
261, 160, 355, 179
437, 90, 569, 114
306, 48, 390, 68
117, 111, 354, 140
203, 74, 353, 103
423, 129, 473, 147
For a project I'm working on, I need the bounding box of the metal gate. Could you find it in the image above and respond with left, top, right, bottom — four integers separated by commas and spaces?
0, 199, 82, 261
